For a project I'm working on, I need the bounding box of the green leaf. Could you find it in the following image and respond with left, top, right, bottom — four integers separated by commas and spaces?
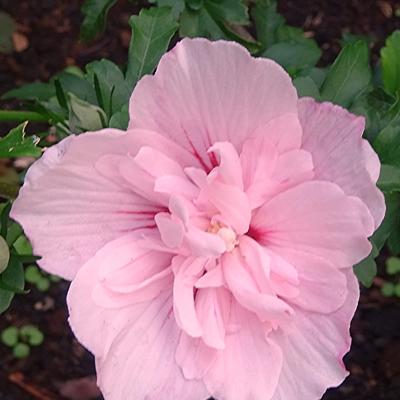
382, 282, 395, 297
36, 277, 50, 292
377, 164, 400, 193
68, 94, 107, 133
0, 168, 19, 200
180, 1, 255, 51
386, 257, 400, 275
86, 59, 130, 116
126, 7, 178, 88
57, 72, 97, 105
321, 41, 371, 107
109, 104, 129, 129
263, 40, 321, 73
25, 265, 41, 284
0, 256, 24, 313
13, 342, 30, 358
381, 31, 400, 96
13, 235, 32, 255
0, 123, 41, 158
20, 325, 44, 346
351, 88, 400, 142
388, 223, 400, 255
180, 7, 224, 39
293, 76, 320, 99
251, 0, 284, 51
353, 253, 377, 288
154, 0, 185, 18
0, 236, 10, 274
204, 0, 248, 25
373, 123, 400, 167
2, 82, 55, 101
371, 193, 400, 251
80, 0, 117, 41
0, 11, 16, 54
1, 326, 18, 347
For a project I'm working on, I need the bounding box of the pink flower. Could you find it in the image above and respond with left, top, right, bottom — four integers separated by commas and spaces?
11, 39, 385, 400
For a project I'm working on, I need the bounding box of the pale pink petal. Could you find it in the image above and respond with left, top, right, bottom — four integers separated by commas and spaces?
208, 142, 243, 189
195, 265, 224, 288
252, 181, 374, 268
175, 333, 218, 380
172, 256, 206, 337
195, 287, 231, 349
155, 212, 185, 248
129, 38, 298, 170
272, 149, 314, 185
282, 250, 348, 313
201, 180, 251, 234
95, 292, 208, 400
185, 227, 226, 257
298, 97, 385, 228
222, 250, 293, 323
203, 302, 283, 400
68, 233, 172, 354
134, 146, 185, 178
272, 269, 359, 400
155, 175, 199, 200
250, 113, 303, 153
10, 130, 159, 280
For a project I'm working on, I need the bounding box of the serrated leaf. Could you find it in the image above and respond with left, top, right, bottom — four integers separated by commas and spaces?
321, 41, 371, 107
126, 7, 178, 88
0, 123, 41, 158
80, 0, 117, 42
68, 94, 107, 133
381, 31, 400, 96
353, 252, 377, 288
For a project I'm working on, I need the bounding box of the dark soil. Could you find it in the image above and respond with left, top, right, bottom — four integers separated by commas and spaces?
0, 1, 400, 399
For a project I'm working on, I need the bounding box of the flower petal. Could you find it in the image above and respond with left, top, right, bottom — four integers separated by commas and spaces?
272, 269, 359, 400
252, 181, 374, 268
10, 130, 159, 280
96, 292, 208, 400
68, 232, 173, 355
203, 302, 283, 400
298, 98, 385, 228
129, 38, 298, 170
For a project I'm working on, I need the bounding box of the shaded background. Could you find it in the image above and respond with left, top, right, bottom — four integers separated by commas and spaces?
0, 1, 400, 399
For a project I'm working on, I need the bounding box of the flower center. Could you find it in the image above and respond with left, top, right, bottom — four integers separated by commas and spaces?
208, 222, 238, 252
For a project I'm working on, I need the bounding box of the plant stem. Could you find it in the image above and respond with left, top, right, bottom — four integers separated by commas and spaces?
0, 110, 48, 122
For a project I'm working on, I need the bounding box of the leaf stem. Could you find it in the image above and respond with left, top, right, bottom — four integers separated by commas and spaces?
0, 110, 48, 122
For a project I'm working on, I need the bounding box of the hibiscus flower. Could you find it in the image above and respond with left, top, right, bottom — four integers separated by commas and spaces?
11, 39, 385, 400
